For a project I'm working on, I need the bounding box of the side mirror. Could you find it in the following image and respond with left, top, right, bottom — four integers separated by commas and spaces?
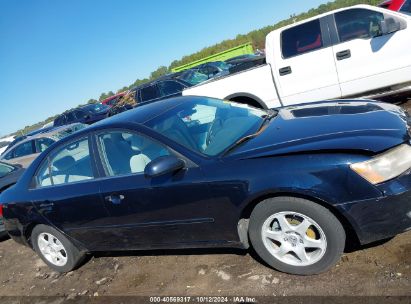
144, 155, 185, 178
379, 17, 401, 36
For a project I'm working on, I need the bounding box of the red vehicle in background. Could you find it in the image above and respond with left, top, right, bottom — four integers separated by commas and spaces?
379, 0, 411, 14
101, 92, 126, 107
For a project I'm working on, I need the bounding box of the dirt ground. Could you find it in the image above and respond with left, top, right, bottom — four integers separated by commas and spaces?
0, 100, 410, 299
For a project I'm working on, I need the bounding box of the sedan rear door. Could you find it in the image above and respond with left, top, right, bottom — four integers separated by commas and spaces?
30, 136, 110, 250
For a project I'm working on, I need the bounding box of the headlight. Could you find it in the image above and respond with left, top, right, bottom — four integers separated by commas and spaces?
350, 144, 411, 185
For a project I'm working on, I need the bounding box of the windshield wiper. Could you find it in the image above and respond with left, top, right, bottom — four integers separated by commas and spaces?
260, 109, 278, 126
223, 109, 278, 156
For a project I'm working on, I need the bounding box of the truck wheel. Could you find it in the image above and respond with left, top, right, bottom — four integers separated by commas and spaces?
31, 224, 85, 273
249, 197, 345, 275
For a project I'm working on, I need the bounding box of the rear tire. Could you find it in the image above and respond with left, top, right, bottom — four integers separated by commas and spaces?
31, 224, 85, 273
249, 197, 345, 275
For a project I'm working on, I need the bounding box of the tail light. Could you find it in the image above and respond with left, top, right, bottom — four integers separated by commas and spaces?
0, 204, 3, 217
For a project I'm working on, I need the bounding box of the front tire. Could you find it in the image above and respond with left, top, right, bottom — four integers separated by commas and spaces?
249, 197, 345, 275
31, 224, 85, 273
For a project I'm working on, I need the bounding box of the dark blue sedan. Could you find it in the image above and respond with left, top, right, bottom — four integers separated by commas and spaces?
1, 96, 411, 275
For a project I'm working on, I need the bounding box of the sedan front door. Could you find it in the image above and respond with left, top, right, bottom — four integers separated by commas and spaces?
93, 129, 227, 250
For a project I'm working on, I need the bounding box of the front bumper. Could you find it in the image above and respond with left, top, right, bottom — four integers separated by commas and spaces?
336, 172, 411, 244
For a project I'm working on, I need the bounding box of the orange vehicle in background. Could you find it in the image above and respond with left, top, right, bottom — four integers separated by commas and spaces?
101, 92, 126, 107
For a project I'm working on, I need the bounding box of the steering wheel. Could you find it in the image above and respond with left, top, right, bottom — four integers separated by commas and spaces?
206, 118, 224, 146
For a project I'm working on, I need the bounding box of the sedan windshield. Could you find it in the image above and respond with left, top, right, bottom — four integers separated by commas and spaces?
144, 98, 267, 156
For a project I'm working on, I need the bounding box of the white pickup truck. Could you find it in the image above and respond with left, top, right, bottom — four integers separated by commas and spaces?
183, 5, 411, 109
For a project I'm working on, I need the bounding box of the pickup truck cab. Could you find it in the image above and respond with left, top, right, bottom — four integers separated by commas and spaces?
183, 5, 411, 108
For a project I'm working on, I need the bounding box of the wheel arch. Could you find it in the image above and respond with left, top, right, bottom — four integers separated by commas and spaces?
238, 192, 361, 249
23, 221, 88, 253
225, 93, 268, 109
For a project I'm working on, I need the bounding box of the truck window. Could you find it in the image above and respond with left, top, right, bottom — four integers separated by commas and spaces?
335, 8, 384, 43
281, 19, 323, 59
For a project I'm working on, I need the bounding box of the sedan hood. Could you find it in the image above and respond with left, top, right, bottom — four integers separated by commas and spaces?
231, 101, 409, 158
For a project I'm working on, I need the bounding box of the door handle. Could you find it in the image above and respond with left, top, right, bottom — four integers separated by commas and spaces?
279, 66, 292, 76
336, 49, 351, 61
105, 194, 125, 205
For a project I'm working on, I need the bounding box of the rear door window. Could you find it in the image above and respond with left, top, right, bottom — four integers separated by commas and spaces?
36, 138, 94, 187
14, 141, 34, 158
281, 19, 323, 58
334, 8, 384, 43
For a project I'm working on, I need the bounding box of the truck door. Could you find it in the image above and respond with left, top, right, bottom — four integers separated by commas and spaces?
331, 7, 411, 97
272, 17, 341, 106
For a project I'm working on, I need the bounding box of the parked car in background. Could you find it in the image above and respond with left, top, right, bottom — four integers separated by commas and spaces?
1, 136, 27, 156
101, 92, 126, 108
2, 96, 411, 275
0, 136, 15, 155
379, 0, 411, 14
225, 54, 262, 65
108, 77, 192, 116
228, 55, 266, 75
0, 162, 24, 238
0, 123, 87, 168
26, 125, 55, 137
0, 162, 24, 193
193, 61, 231, 79
42, 121, 54, 129
54, 104, 110, 127
175, 69, 209, 86
184, 5, 411, 108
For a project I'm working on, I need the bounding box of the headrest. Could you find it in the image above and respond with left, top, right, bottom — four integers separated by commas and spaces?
53, 155, 75, 172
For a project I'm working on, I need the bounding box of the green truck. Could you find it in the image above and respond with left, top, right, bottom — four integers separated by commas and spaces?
171, 43, 254, 73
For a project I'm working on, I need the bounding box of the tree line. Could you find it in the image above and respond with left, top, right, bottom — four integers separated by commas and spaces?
13, 0, 381, 137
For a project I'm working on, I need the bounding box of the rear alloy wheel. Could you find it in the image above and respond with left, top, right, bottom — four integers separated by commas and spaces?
31, 224, 85, 272
249, 197, 345, 275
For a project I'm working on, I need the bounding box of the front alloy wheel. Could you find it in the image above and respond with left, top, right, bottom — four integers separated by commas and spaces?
261, 212, 327, 267
249, 197, 345, 275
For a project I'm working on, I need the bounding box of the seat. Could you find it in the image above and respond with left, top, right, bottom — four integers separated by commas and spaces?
154, 116, 198, 150
130, 154, 151, 173
103, 135, 135, 175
